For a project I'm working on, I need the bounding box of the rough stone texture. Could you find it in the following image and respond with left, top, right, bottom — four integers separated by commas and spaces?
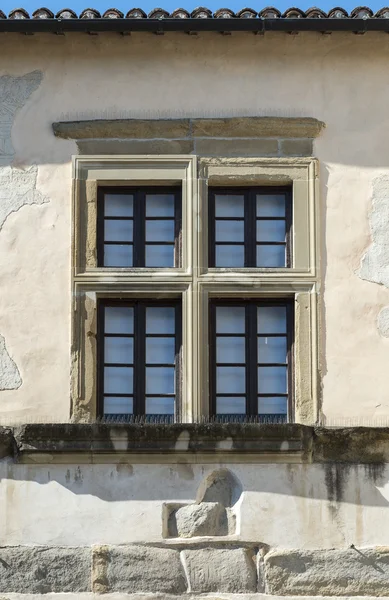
265, 547, 389, 596
279, 138, 313, 156
377, 306, 389, 337
359, 175, 389, 288
192, 117, 324, 138
77, 139, 193, 155
0, 334, 22, 390
106, 545, 186, 593
0, 70, 42, 164
194, 138, 278, 157
0, 165, 49, 231
198, 468, 241, 507
0, 547, 91, 593
54, 118, 190, 140
175, 502, 228, 537
183, 548, 257, 593
313, 426, 389, 463
92, 545, 109, 594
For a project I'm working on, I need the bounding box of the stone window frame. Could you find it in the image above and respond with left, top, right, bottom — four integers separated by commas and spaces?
71, 155, 319, 425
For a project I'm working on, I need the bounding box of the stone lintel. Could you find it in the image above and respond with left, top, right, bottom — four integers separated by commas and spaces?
53, 117, 325, 141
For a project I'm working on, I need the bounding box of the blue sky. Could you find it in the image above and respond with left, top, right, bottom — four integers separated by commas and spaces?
1, 0, 385, 17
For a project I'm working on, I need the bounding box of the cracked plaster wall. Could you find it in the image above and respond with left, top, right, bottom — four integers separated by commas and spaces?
1, 35, 389, 421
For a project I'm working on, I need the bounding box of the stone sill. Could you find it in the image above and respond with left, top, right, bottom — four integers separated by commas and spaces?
2, 423, 389, 464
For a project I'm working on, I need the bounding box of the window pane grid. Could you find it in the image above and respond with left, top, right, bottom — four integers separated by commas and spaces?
99, 302, 181, 420
209, 188, 291, 268
211, 302, 292, 421
98, 188, 181, 268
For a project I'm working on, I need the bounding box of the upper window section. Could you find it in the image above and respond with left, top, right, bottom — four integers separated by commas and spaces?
97, 187, 182, 268
209, 188, 292, 268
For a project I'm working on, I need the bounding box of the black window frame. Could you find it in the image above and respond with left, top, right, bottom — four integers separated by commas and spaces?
209, 298, 294, 422
97, 299, 182, 421
97, 186, 182, 268
208, 186, 293, 268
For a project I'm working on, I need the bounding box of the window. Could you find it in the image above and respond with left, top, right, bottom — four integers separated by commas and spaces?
72, 156, 318, 425
210, 301, 293, 421
98, 301, 181, 420
209, 188, 292, 268
97, 188, 181, 268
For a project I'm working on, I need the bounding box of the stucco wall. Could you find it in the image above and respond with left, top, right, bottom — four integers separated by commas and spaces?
0, 32, 389, 423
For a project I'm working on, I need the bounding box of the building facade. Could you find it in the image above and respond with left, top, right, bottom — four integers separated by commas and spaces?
1, 8, 389, 597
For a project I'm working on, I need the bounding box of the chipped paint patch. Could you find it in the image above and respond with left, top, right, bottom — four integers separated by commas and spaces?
0, 334, 22, 390
359, 175, 389, 288
377, 306, 389, 337
0, 165, 49, 230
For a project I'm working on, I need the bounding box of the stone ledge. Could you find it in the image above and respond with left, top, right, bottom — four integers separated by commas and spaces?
52, 117, 325, 141
2, 424, 389, 463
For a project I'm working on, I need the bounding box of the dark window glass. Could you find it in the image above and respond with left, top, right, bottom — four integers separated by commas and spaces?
209, 188, 292, 268
210, 301, 293, 421
98, 301, 181, 420
98, 188, 181, 268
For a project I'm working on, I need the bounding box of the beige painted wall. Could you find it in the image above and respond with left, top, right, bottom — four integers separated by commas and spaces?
1, 32, 389, 423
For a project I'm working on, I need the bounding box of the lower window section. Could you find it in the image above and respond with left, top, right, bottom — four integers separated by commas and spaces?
210, 300, 293, 422
98, 300, 181, 421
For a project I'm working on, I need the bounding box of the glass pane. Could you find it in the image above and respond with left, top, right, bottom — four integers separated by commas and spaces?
258, 366, 287, 394
257, 220, 285, 243
146, 307, 175, 334
104, 244, 133, 267
105, 220, 133, 242
258, 396, 287, 415
217, 367, 245, 394
258, 336, 287, 364
145, 245, 174, 267
146, 367, 175, 394
257, 306, 287, 334
146, 397, 175, 415
104, 194, 133, 217
215, 245, 244, 267
217, 396, 246, 415
216, 337, 245, 364
146, 194, 175, 217
215, 220, 244, 242
105, 337, 134, 364
146, 220, 174, 242
216, 306, 245, 334
105, 306, 134, 334
256, 194, 285, 218
256, 245, 285, 268
104, 396, 133, 414
215, 195, 244, 218
146, 337, 175, 364
104, 367, 133, 394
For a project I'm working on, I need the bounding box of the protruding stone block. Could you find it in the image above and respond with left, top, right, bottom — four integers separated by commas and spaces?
183, 547, 257, 592
106, 545, 187, 594
265, 547, 389, 596
0, 547, 91, 593
175, 502, 227, 537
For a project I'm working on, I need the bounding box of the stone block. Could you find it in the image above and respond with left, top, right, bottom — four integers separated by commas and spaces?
192, 117, 325, 138
0, 546, 91, 593
77, 139, 194, 155
183, 547, 257, 593
175, 502, 227, 537
195, 138, 278, 157
106, 545, 187, 593
53, 118, 190, 140
280, 138, 313, 157
265, 547, 389, 596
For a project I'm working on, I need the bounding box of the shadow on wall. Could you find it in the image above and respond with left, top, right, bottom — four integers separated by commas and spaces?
0, 460, 388, 509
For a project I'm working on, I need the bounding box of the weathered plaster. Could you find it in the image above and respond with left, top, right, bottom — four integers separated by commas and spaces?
0, 165, 49, 231
0, 334, 21, 390
359, 175, 389, 288
377, 306, 389, 337
0, 70, 42, 164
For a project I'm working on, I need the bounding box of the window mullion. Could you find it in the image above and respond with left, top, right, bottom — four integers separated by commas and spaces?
247, 303, 258, 417
134, 303, 146, 416
133, 190, 146, 267
245, 190, 256, 267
